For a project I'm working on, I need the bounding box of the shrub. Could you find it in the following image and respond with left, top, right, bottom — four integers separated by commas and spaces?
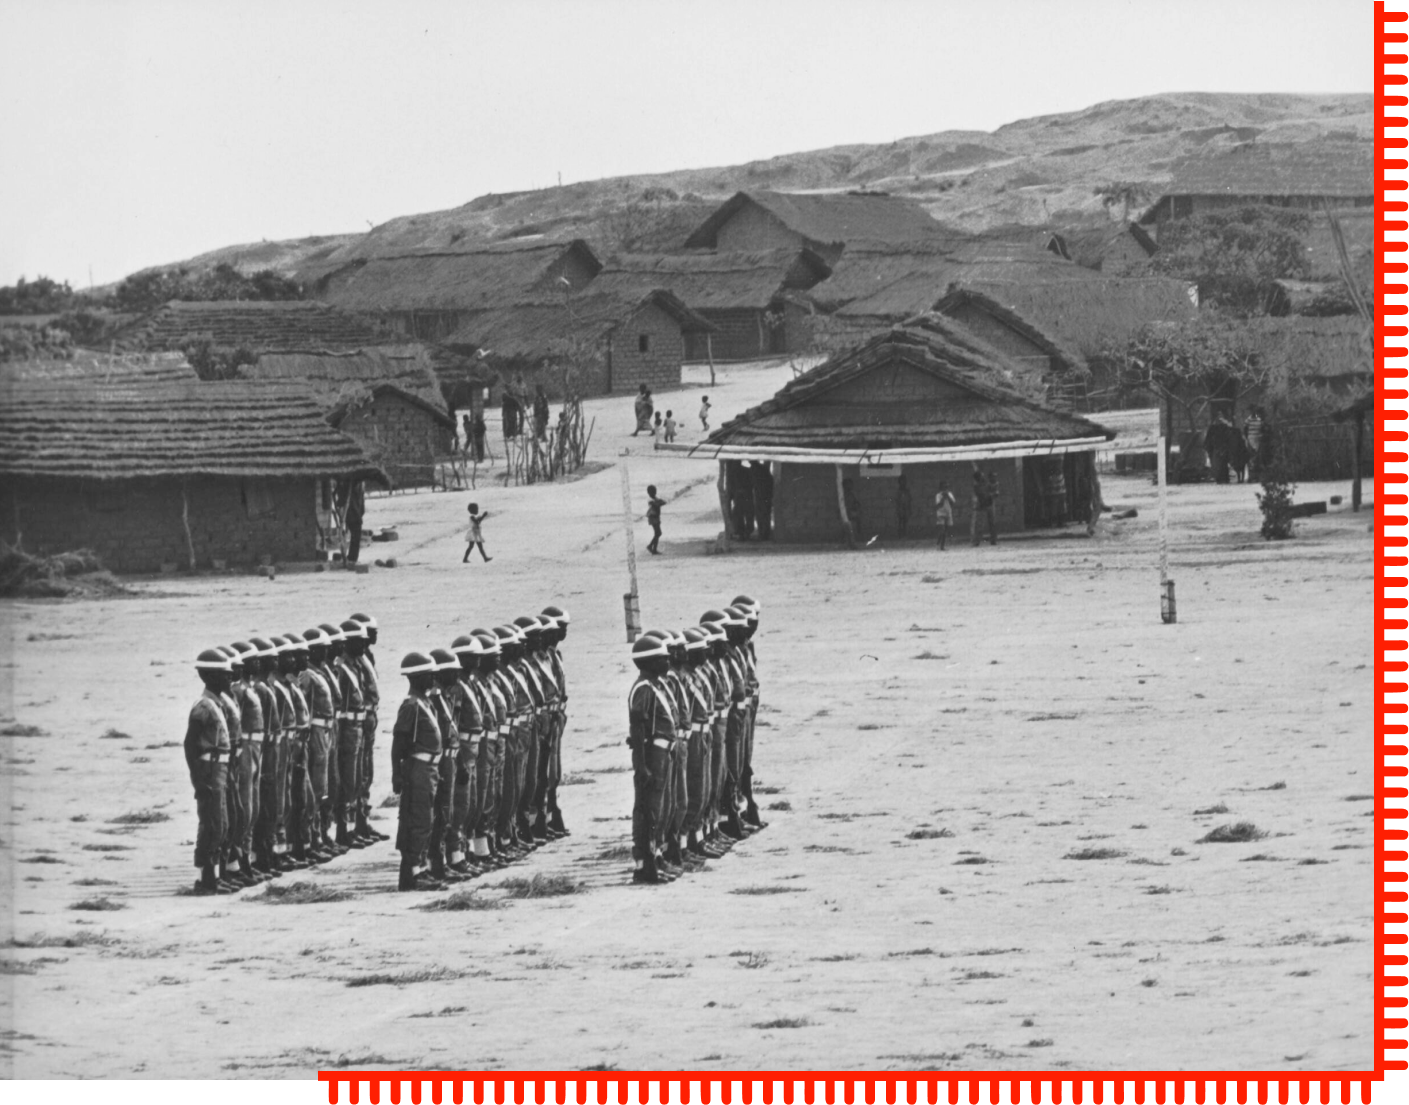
1199, 821, 1267, 844
418, 890, 501, 912
68, 897, 126, 911
255, 882, 353, 905
1064, 847, 1129, 860
1257, 476, 1296, 540
495, 873, 585, 898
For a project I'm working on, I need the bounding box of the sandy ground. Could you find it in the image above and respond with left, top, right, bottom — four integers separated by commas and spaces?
0, 359, 1375, 1076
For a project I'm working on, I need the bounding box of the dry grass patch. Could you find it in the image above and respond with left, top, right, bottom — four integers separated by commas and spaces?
906, 828, 954, 840
345, 967, 462, 988
81, 843, 132, 852
418, 890, 501, 911
729, 885, 806, 895
496, 873, 585, 898
752, 1017, 811, 1030
1, 723, 46, 737
1064, 847, 1128, 860
11, 931, 119, 949
109, 808, 171, 825
767, 800, 792, 811
1194, 803, 1230, 815
1198, 821, 1267, 844
254, 882, 354, 905
69, 897, 126, 912
99, 728, 133, 741
20, 854, 65, 864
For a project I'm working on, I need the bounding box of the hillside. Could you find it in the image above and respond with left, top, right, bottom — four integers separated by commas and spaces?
130, 91, 1372, 284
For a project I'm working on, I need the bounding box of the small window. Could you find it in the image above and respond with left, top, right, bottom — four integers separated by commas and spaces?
638, 333, 650, 353
242, 480, 276, 519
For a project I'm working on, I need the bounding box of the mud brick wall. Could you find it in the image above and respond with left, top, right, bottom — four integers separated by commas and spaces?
339, 392, 452, 488
1, 475, 321, 573
696, 308, 768, 361
715, 205, 805, 253
607, 301, 686, 394
771, 460, 1027, 543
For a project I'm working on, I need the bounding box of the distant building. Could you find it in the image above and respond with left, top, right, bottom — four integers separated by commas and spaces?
682, 190, 945, 261
117, 299, 391, 352
0, 382, 384, 573
1138, 141, 1373, 229
311, 239, 603, 343
1046, 223, 1157, 275
683, 323, 1114, 543
591, 249, 832, 361
441, 287, 714, 397
0, 350, 198, 387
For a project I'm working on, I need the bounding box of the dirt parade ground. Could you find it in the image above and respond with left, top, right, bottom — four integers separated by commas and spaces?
0, 361, 1375, 1076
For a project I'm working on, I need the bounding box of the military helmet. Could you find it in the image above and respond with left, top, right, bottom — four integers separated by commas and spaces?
451, 633, 483, 656
682, 627, 709, 653
303, 627, 329, 647
731, 594, 759, 613
723, 605, 751, 626
541, 605, 569, 626
249, 636, 276, 657
699, 620, 727, 646
350, 612, 377, 629
699, 608, 730, 627
430, 647, 459, 671
340, 619, 366, 639
196, 647, 232, 672
283, 633, 307, 653
319, 622, 344, 643
399, 651, 436, 675
471, 629, 501, 655
493, 624, 522, 646
632, 634, 669, 659
273, 634, 298, 653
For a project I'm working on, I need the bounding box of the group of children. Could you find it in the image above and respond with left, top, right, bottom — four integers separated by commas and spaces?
642, 395, 712, 445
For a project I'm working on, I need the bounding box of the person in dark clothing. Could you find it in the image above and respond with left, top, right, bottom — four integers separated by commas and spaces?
502, 392, 521, 438
752, 462, 774, 540
471, 412, 487, 462
343, 480, 365, 564
646, 485, 665, 555
532, 385, 550, 441
971, 465, 997, 547
461, 414, 473, 456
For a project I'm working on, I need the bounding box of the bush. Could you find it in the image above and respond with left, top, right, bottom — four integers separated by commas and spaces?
1257, 476, 1296, 540
495, 873, 585, 898
1198, 821, 1267, 844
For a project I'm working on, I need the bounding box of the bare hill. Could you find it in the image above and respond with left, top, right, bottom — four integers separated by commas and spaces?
132, 91, 1372, 284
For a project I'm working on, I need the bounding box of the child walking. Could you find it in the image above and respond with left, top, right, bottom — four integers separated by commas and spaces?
663, 410, 677, 443
462, 502, 492, 563
652, 411, 663, 440
645, 485, 665, 555
699, 395, 711, 432
934, 481, 956, 550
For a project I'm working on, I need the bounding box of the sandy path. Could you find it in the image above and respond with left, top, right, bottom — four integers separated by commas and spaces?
1, 362, 1374, 1075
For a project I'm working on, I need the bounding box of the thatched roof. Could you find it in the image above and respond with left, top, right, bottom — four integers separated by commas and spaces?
0, 351, 198, 386
1047, 224, 1157, 270
942, 278, 1198, 356
235, 347, 454, 426
0, 382, 387, 483
119, 300, 390, 352
312, 239, 603, 313
683, 190, 945, 251
442, 288, 713, 363
704, 326, 1113, 454
1152, 141, 1373, 201
594, 249, 832, 310
926, 289, 1087, 377
1241, 315, 1371, 383
811, 238, 1084, 317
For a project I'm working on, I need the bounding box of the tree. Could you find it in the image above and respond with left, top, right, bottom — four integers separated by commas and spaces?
0, 275, 79, 315
1151, 205, 1312, 315
113, 264, 303, 312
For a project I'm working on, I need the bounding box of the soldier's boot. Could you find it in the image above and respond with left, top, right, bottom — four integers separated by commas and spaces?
531, 815, 550, 843
236, 855, 263, 884
664, 838, 686, 869
742, 801, 766, 829
195, 864, 233, 895
398, 856, 418, 892
429, 849, 448, 881
632, 854, 666, 885
360, 812, 389, 842
724, 807, 747, 839
687, 831, 710, 858
548, 807, 570, 837
215, 860, 244, 891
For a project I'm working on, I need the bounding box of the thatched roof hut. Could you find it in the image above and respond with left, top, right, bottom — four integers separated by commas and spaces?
311, 239, 604, 342
683, 190, 946, 259
0, 382, 384, 573
1241, 314, 1371, 386
117, 300, 391, 352
674, 325, 1114, 544
1046, 224, 1157, 274
0, 351, 198, 387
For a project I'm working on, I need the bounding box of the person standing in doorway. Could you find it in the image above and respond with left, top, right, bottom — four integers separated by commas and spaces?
646, 485, 665, 555
934, 480, 956, 550
971, 465, 998, 547
463, 502, 492, 563
343, 480, 365, 565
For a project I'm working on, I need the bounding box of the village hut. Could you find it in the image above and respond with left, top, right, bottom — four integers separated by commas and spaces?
682, 190, 947, 262
0, 382, 385, 573
235, 347, 457, 488
310, 239, 603, 342
118, 300, 391, 353
596, 249, 832, 360
1046, 223, 1158, 275
0, 350, 198, 387
1138, 141, 1374, 229
441, 287, 713, 397
682, 325, 1114, 544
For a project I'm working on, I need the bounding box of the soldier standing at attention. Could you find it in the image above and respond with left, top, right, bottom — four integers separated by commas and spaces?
390, 651, 445, 892
265, 638, 301, 869
314, 624, 347, 855
301, 628, 339, 858
471, 629, 509, 867
681, 628, 715, 862
186, 649, 235, 894
229, 642, 269, 881
427, 648, 463, 883
628, 634, 676, 885
512, 616, 549, 844
277, 635, 317, 866
540, 606, 571, 837
247, 638, 287, 874
492, 624, 532, 856
732, 597, 766, 830
213, 645, 250, 887
349, 613, 387, 843
662, 631, 693, 873
694, 620, 731, 856
450, 634, 487, 875
700, 609, 745, 840
334, 620, 369, 849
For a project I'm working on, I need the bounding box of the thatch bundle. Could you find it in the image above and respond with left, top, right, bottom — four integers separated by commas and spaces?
0, 542, 122, 598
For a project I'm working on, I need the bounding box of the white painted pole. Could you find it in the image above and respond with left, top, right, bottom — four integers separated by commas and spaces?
1157, 435, 1175, 623
620, 450, 642, 641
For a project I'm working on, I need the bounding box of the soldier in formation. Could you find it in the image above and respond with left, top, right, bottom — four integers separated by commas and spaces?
183, 613, 387, 894
627, 596, 765, 886
390, 606, 572, 892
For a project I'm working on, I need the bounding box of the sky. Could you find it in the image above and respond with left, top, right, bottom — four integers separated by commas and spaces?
0, 0, 1372, 289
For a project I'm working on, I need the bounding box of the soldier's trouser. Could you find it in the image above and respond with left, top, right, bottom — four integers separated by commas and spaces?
531, 711, 554, 821
359, 709, 377, 819
255, 735, 281, 853
631, 742, 669, 862
498, 721, 528, 840
245, 743, 263, 855
396, 759, 438, 865
274, 732, 291, 850
453, 740, 478, 857
686, 725, 710, 835
324, 723, 340, 833
721, 710, 745, 816
288, 732, 317, 852
225, 741, 253, 859
546, 707, 565, 816
335, 718, 362, 829
431, 747, 457, 861
669, 739, 689, 840
474, 736, 500, 840
308, 721, 332, 806
192, 760, 229, 868
518, 712, 542, 828
741, 699, 758, 803
710, 716, 727, 825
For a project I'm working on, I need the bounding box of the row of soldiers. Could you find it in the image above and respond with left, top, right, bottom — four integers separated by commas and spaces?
627, 595, 765, 885
184, 614, 383, 894
390, 607, 571, 892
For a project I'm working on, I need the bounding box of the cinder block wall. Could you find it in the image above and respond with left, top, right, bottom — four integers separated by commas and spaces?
1, 476, 321, 573
770, 460, 1027, 543
697, 309, 768, 361
340, 393, 452, 488
608, 302, 685, 394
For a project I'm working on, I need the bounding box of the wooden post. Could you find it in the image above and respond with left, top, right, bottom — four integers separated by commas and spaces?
180, 483, 196, 571
1352, 411, 1364, 512
620, 451, 641, 642
706, 333, 716, 388
1157, 435, 1175, 623
716, 461, 732, 551
835, 465, 857, 549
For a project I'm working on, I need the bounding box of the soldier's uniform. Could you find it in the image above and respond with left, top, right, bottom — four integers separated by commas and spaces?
214, 646, 247, 882
185, 651, 234, 893
230, 642, 267, 870
512, 619, 549, 844
540, 607, 571, 836
352, 615, 381, 841
248, 640, 286, 871
298, 628, 337, 857
494, 627, 533, 852
390, 652, 444, 890
700, 623, 731, 846
277, 636, 317, 864
332, 624, 367, 846
661, 633, 693, 867
427, 649, 461, 880
681, 629, 715, 855
733, 598, 764, 827
627, 635, 676, 884
313, 626, 345, 851
267, 648, 297, 866
450, 635, 487, 874
470, 631, 507, 864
